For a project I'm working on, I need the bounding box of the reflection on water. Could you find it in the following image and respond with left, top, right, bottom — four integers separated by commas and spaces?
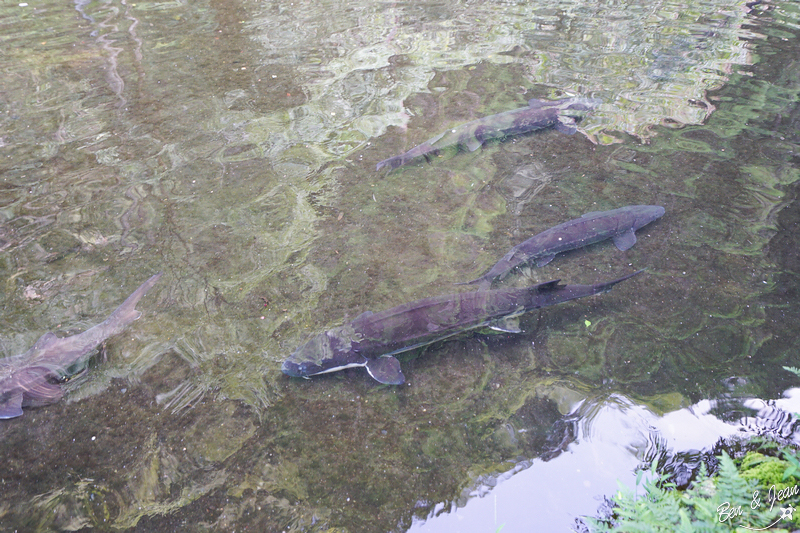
246, 0, 758, 151
410, 387, 800, 532
1, 0, 799, 530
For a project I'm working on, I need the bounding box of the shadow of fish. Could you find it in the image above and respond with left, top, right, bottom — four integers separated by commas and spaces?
461, 205, 665, 288
0, 272, 162, 419
375, 97, 600, 171
282, 270, 642, 385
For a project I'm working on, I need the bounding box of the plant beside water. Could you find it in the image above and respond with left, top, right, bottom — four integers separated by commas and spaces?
587, 445, 800, 532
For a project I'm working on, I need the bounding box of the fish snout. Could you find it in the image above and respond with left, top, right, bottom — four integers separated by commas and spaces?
632, 205, 666, 229
564, 98, 602, 112
281, 359, 304, 378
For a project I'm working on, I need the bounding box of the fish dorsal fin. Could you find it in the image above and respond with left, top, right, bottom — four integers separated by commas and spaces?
532, 279, 562, 292
354, 311, 374, 322
365, 356, 405, 385
427, 131, 447, 148
488, 316, 522, 334
612, 229, 637, 251
32, 332, 59, 351
0, 391, 23, 419
535, 253, 555, 267
528, 98, 547, 109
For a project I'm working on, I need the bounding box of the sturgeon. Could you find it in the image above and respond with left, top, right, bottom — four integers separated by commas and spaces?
462, 205, 665, 287
375, 97, 600, 171
282, 270, 642, 385
0, 272, 162, 419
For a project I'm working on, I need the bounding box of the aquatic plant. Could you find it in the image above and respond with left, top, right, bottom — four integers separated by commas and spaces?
588, 447, 800, 532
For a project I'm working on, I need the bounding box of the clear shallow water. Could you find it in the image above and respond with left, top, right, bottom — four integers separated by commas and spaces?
408, 387, 800, 532
406, 389, 792, 532
1, 0, 800, 531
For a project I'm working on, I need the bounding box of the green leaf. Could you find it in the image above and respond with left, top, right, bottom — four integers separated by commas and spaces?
782, 366, 800, 378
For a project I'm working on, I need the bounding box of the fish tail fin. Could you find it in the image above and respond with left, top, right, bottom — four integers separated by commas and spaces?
106, 272, 163, 327
596, 269, 645, 293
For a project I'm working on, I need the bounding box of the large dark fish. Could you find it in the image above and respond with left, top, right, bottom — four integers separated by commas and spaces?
462, 205, 665, 287
282, 270, 642, 385
375, 97, 600, 171
0, 272, 162, 419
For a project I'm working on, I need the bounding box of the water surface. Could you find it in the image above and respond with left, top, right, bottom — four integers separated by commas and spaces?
1, 0, 800, 530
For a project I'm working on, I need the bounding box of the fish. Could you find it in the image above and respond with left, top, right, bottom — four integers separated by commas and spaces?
375, 97, 601, 171
461, 205, 665, 287
0, 272, 162, 419
281, 270, 642, 385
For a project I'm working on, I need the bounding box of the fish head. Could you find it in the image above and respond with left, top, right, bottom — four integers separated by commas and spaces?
627, 205, 666, 231
281, 325, 367, 379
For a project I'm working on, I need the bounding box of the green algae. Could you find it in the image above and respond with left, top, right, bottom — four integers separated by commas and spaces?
739, 452, 795, 489
0, 0, 798, 531
184, 403, 257, 463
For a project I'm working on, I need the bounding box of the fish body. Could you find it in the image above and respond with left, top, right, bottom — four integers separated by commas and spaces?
0, 272, 162, 419
282, 270, 642, 385
463, 205, 665, 287
375, 97, 600, 171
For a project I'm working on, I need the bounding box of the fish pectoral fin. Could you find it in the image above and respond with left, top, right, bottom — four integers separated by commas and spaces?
555, 117, 577, 134
465, 137, 482, 152
355, 310, 374, 321
488, 316, 522, 334
475, 279, 492, 291
0, 391, 24, 419
365, 356, 405, 385
612, 229, 637, 251
427, 131, 447, 147
22, 378, 64, 403
535, 254, 556, 267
